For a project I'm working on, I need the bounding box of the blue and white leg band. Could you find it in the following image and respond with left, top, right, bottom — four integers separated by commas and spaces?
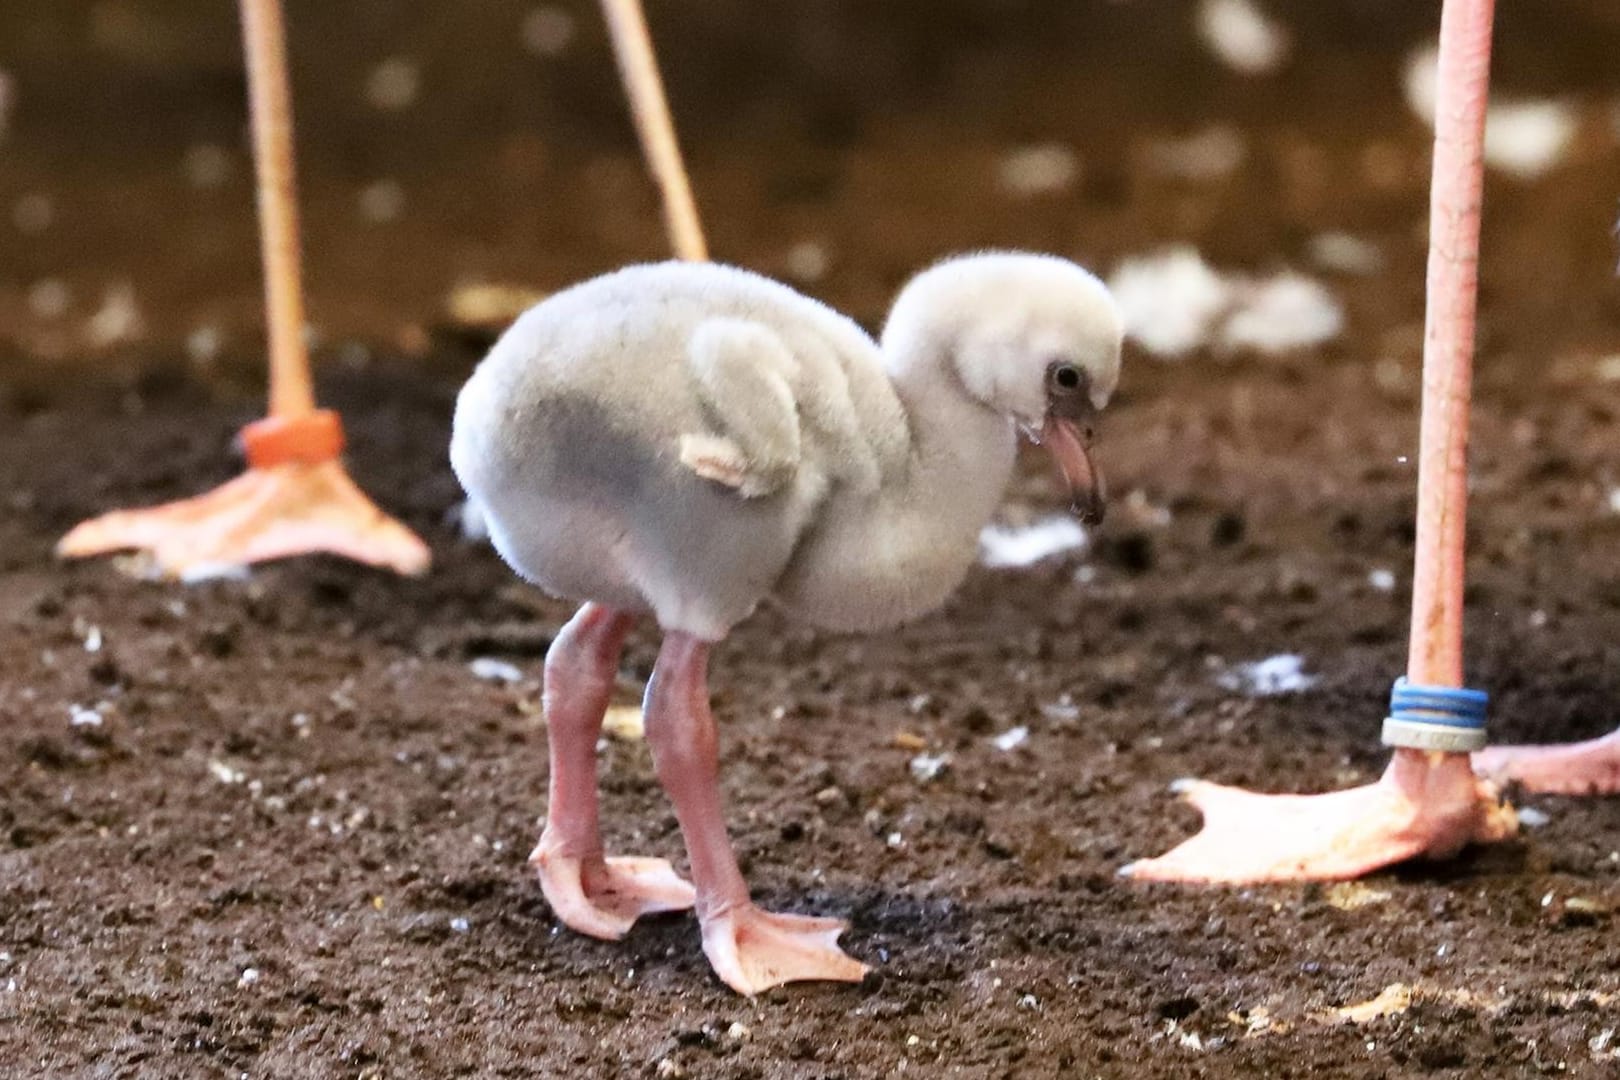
1380, 677, 1488, 753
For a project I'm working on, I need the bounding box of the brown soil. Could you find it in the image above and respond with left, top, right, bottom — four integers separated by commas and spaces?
5, 2, 1620, 1077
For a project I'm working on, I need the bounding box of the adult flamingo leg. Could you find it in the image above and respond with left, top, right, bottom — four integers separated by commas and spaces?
57, 0, 428, 580
1122, 0, 1516, 884
531, 603, 695, 940
644, 633, 867, 995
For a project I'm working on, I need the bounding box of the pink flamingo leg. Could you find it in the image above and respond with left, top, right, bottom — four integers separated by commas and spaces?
57, 0, 429, 580
531, 604, 695, 940
1474, 732, 1620, 795
644, 633, 867, 995
1123, 0, 1517, 884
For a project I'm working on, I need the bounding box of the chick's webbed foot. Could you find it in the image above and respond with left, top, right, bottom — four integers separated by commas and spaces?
700, 904, 867, 996
1473, 729, 1620, 796
1121, 751, 1516, 884
532, 844, 695, 940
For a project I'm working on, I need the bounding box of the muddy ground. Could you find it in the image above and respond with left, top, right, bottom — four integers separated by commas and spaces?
5, 2, 1620, 1076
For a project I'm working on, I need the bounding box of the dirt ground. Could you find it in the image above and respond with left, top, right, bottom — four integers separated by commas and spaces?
5, 2, 1620, 1076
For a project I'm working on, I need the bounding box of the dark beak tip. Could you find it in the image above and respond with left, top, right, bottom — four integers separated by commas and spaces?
1075, 497, 1106, 527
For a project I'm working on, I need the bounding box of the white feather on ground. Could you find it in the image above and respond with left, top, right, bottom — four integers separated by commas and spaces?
1216, 654, 1319, 696
1220, 274, 1343, 354
1108, 248, 1233, 358
1109, 248, 1343, 358
978, 517, 1089, 569
1196, 0, 1289, 76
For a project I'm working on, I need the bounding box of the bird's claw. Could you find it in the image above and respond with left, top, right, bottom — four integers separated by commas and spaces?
1121, 752, 1515, 884
532, 847, 696, 941
699, 903, 868, 995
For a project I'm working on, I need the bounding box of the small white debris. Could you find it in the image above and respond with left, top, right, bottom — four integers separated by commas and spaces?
1108, 248, 1233, 358
1483, 100, 1578, 179
358, 179, 405, 223
27, 278, 71, 320
12, 193, 53, 235
1516, 806, 1551, 828
1368, 568, 1396, 592
1122, 488, 1172, 528
187, 325, 223, 367
1591, 1028, 1616, 1058
1605, 488, 1620, 515
997, 144, 1080, 197
1220, 273, 1343, 355
1017, 993, 1041, 1011
365, 57, 420, 111
82, 625, 103, 653
654, 1058, 686, 1080
183, 144, 232, 190
1599, 356, 1620, 383
1402, 48, 1439, 123
69, 704, 104, 728
449, 917, 471, 934
723, 1022, 751, 1044
1040, 697, 1080, 722
909, 753, 951, 783
237, 967, 260, 988
979, 516, 1088, 569
1403, 48, 1575, 179
1308, 232, 1385, 277
209, 759, 246, 785
179, 562, 251, 584
886, 831, 905, 849
86, 282, 145, 348
783, 240, 831, 283
992, 726, 1029, 752
1529, 609, 1549, 629
1216, 654, 1318, 696
469, 657, 525, 684
1197, 0, 1289, 76
521, 6, 577, 57
1145, 126, 1246, 180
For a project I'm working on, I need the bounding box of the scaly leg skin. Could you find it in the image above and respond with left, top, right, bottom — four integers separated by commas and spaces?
532, 604, 696, 940
1120, 750, 1517, 884
1473, 730, 1620, 796
645, 632, 867, 995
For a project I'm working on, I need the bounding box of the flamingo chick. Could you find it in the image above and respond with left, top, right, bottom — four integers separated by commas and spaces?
451, 254, 1122, 994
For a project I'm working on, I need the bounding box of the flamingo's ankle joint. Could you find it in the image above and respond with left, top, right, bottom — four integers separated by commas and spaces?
1381, 678, 1489, 753
240, 409, 346, 469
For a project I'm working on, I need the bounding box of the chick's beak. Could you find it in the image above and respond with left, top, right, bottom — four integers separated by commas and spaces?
1041, 408, 1106, 526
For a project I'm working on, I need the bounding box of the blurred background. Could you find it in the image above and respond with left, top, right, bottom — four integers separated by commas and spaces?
2, 0, 1618, 375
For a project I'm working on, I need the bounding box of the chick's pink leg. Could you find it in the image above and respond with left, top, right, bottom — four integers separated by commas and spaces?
1474, 730, 1620, 795
532, 603, 695, 940
646, 633, 867, 995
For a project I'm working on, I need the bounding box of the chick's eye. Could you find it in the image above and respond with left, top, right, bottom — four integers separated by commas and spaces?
1052, 364, 1083, 391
